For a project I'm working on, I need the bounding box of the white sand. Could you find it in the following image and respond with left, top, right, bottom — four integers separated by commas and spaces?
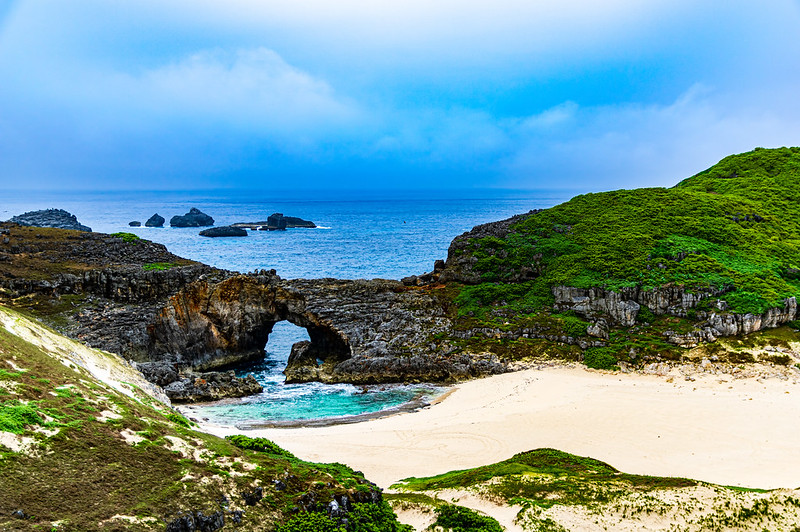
200, 366, 800, 490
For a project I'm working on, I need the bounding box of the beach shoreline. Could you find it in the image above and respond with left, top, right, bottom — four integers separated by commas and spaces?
196, 363, 800, 490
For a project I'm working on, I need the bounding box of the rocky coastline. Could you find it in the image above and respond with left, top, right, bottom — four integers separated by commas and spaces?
3, 150, 800, 406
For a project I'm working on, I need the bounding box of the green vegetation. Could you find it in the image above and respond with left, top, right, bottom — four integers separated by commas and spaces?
583, 347, 618, 370
110, 231, 141, 243
436, 148, 800, 369
142, 261, 179, 271
395, 448, 695, 510
431, 505, 503, 532
0, 400, 44, 434
460, 148, 800, 315
226, 434, 297, 460
0, 305, 409, 531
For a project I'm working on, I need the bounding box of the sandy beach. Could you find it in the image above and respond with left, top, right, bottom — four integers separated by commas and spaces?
198, 365, 800, 490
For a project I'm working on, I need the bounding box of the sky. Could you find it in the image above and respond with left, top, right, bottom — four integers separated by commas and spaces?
1, 0, 799, 192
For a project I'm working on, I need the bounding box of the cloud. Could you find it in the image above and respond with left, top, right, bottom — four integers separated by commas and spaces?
499, 84, 800, 189
130, 48, 360, 135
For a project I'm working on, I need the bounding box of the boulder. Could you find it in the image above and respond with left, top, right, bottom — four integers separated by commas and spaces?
9, 209, 92, 232
199, 226, 248, 238
163, 371, 263, 402
170, 208, 214, 228
145, 213, 165, 227
128, 221, 141, 227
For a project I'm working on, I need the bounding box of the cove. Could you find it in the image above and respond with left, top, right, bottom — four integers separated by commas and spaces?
183, 321, 446, 427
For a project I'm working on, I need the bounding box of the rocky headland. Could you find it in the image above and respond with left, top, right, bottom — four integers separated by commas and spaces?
8, 208, 92, 232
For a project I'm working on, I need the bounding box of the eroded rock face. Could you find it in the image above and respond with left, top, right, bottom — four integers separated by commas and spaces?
146, 274, 499, 384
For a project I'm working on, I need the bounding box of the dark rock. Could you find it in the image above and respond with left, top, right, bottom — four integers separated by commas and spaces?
11, 509, 26, 519
267, 213, 288, 231
433, 259, 446, 272
129, 221, 142, 227
146, 213, 166, 227
199, 226, 248, 238
241, 486, 263, 506
135, 361, 179, 386
163, 371, 263, 402
170, 208, 214, 228
401, 275, 417, 286
273, 479, 287, 491
9, 209, 92, 232
165, 510, 225, 532
229, 510, 243, 524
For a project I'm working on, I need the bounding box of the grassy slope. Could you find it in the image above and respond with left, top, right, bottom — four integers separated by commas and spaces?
391, 449, 800, 531
460, 147, 800, 314
444, 148, 800, 367
0, 305, 408, 532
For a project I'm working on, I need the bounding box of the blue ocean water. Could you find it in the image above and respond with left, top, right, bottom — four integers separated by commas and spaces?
2, 189, 572, 424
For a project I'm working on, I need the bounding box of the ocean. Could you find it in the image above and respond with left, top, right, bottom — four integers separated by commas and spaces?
3, 189, 572, 426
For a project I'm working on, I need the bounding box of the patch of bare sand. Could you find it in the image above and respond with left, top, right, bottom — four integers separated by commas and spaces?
200, 366, 800, 491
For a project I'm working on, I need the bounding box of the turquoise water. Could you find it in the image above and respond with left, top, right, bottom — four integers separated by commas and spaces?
182, 321, 445, 427
3, 189, 570, 423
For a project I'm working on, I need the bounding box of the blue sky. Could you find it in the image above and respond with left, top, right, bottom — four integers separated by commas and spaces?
1, 0, 799, 192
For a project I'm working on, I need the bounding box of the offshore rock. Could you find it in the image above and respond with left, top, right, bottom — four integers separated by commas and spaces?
233, 213, 316, 230
163, 371, 263, 403
129, 221, 142, 227
199, 226, 248, 238
9, 209, 92, 232
146, 213, 165, 227
170, 208, 214, 228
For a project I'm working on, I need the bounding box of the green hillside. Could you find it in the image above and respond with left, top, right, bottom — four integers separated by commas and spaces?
0, 305, 409, 532
457, 147, 800, 316
391, 448, 800, 531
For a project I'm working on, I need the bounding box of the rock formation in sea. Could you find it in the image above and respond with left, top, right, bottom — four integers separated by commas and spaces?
199, 226, 248, 237
145, 213, 165, 227
129, 221, 141, 227
170, 207, 214, 227
9, 208, 92, 232
232, 213, 316, 230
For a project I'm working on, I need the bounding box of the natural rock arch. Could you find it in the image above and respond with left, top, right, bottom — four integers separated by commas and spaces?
148, 274, 351, 374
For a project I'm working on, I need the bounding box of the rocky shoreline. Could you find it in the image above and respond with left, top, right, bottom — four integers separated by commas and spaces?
2, 188, 799, 405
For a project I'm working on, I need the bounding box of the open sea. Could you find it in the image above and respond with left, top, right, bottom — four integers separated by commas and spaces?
3, 189, 572, 426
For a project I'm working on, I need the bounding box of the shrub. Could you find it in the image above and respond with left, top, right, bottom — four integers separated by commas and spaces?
110, 232, 140, 243
636, 306, 656, 324
0, 401, 44, 434
274, 512, 344, 532
433, 505, 503, 532
583, 347, 618, 370
164, 412, 192, 427
225, 434, 296, 459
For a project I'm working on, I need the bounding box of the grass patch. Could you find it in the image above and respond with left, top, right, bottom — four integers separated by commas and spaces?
110, 232, 141, 243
